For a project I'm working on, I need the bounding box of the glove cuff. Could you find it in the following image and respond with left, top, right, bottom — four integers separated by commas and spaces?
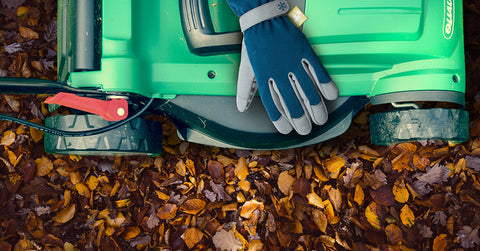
239, 0, 289, 32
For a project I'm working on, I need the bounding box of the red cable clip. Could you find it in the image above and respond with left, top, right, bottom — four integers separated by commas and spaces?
45, 92, 128, 121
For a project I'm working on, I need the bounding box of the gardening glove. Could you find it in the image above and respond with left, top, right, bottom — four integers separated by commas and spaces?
227, 0, 339, 135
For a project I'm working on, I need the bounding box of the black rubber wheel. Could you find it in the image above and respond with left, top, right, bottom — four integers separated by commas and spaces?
44, 114, 163, 155
370, 108, 469, 145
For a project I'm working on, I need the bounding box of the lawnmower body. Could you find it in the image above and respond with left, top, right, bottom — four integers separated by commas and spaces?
26, 0, 466, 152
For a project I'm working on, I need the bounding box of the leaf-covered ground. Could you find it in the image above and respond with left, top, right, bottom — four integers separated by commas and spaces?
1, 0, 480, 250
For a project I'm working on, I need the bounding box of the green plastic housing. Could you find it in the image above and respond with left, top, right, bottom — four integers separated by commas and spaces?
58, 0, 465, 104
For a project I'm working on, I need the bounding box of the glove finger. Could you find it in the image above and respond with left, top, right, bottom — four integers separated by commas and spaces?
268, 78, 312, 135
288, 71, 328, 126
236, 42, 258, 112
302, 58, 339, 101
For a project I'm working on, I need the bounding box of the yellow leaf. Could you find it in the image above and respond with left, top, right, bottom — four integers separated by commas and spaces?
324, 155, 345, 176
86, 175, 99, 191
115, 199, 132, 208
185, 158, 195, 176
35, 156, 53, 177
354, 184, 365, 206
247, 239, 264, 251
17, 6, 28, 17
6, 148, 22, 167
323, 200, 336, 223
400, 204, 415, 227
30, 127, 44, 143
278, 171, 295, 195
1, 131, 16, 146
235, 157, 249, 180
393, 179, 409, 203
180, 199, 206, 215
365, 202, 382, 230
182, 228, 204, 249
307, 191, 324, 208
238, 180, 251, 192
76, 183, 90, 198
53, 204, 76, 223
155, 190, 170, 200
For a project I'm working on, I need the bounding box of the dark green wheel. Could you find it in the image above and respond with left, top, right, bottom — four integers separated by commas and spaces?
44, 114, 163, 155
370, 108, 469, 145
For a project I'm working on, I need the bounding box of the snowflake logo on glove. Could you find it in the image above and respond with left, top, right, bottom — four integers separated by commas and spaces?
277, 1, 287, 11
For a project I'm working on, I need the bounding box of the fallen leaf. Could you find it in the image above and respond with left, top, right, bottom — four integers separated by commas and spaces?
53, 204, 75, 223
400, 204, 415, 227
75, 183, 90, 198
324, 155, 345, 178
328, 187, 342, 211
123, 226, 140, 240
86, 175, 99, 190
212, 229, 243, 251
414, 164, 449, 185
292, 177, 311, 197
240, 199, 264, 219
234, 157, 249, 180
157, 203, 178, 220
393, 179, 409, 203
35, 156, 53, 176
370, 186, 396, 207
208, 160, 224, 179
175, 159, 186, 176
19, 26, 39, 39
354, 184, 365, 206
247, 239, 263, 251
385, 224, 403, 245
278, 171, 295, 195
432, 234, 448, 251
115, 198, 132, 208
365, 202, 383, 230
237, 180, 251, 192
1, 130, 16, 146
312, 209, 328, 232
307, 191, 324, 208
180, 198, 206, 215
457, 226, 480, 248
182, 228, 204, 249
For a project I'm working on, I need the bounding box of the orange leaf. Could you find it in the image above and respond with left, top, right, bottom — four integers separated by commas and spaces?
400, 204, 415, 227
354, 184, 365, 206
53, 204, 76, 223
433, 234, 448, 251
324, 156, 345, 178
182, 228, 204, 249
175, 159, 186, 176
235, 157, 249, 180
307, 191, 324, 208
122, 226, 140, 240
240, 199, 264, 219
180, 199, 206, 215
35, 156, 53, 177
393, 179, 409, 203
278, 171, 295, 195
76, 183, 90, 198
365, 202, 382, 230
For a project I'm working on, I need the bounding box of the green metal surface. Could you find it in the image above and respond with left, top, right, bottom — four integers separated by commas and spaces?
60, 0, 465, 102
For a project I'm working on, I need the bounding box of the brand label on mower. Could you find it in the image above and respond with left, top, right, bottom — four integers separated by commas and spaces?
443, 0, 454, 39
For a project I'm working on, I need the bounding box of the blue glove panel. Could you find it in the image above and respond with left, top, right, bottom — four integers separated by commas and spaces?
227, 0, 339, 135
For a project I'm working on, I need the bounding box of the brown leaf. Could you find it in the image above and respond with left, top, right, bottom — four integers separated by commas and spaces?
157, 203, 178, 220
53, 204, 76, 223
369, 186, 396, 207
208, 160, 224, 179
35, 156, 53, 176
1, 130, 16, 146
307, 191, 324, 208
312, 209, 328, 233
328, 187, 343, 211
175, 159, 186, 176
385, 224, 403, 245
212, 229, 243, 251
180, 198, 206, 215
292, 177, 311, 197
19, 26, 39, 39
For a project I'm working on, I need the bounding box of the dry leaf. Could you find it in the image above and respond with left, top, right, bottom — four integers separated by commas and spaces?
385, 224, 403, 245
235, 157, 249, 180
75, 183, 90, 198
208, 160, 224, 179
115, 199, 132, 208
123, 226, 140, 240
307, 191, 324, 208
433, 234, 448, 251
175, 159, 186, 176
414, 164, 449, 185
86, 175, 99, 190
4, 95, 20, 112
324, 155, 345, 178
35, 156, 53, 176
157, 203, 178, 220
312, 209, 328, 232
247, 239, 263, 251
365, 202, 382, 230
393, 179, 409, 203
278, 171, 295, 195
457, 226, 480, 248
19, 26, 39, 39
99, 209, 125, 227
182, 228, 204, 249
6, 148, 22, 167
237, 180, 251, 192
328, 187, 342, 211
323, 199, 336, 223
212, 229, 243, 251
1, 130, 16, 146
400, 204, 415, 227
53, 204, 75, 223
180, 198, 206, 215
354, 184, 365, 206
292, 177, 311, 197
370, 186, 396, 207
240, 199, 264, 219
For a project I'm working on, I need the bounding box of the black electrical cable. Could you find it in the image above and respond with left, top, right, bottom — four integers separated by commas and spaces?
0, 97, 155, 137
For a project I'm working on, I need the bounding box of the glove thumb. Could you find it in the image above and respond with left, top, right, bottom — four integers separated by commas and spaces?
236, 40, 257, 112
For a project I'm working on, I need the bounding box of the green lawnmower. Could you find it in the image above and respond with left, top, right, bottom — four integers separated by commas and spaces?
0, 0, 468, 155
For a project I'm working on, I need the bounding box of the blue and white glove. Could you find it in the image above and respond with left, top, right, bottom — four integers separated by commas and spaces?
227, 0, 339, 135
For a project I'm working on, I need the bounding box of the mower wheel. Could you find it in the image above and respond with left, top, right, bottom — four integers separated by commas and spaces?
44, 114, 163, 156
370, 108, 469, 145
